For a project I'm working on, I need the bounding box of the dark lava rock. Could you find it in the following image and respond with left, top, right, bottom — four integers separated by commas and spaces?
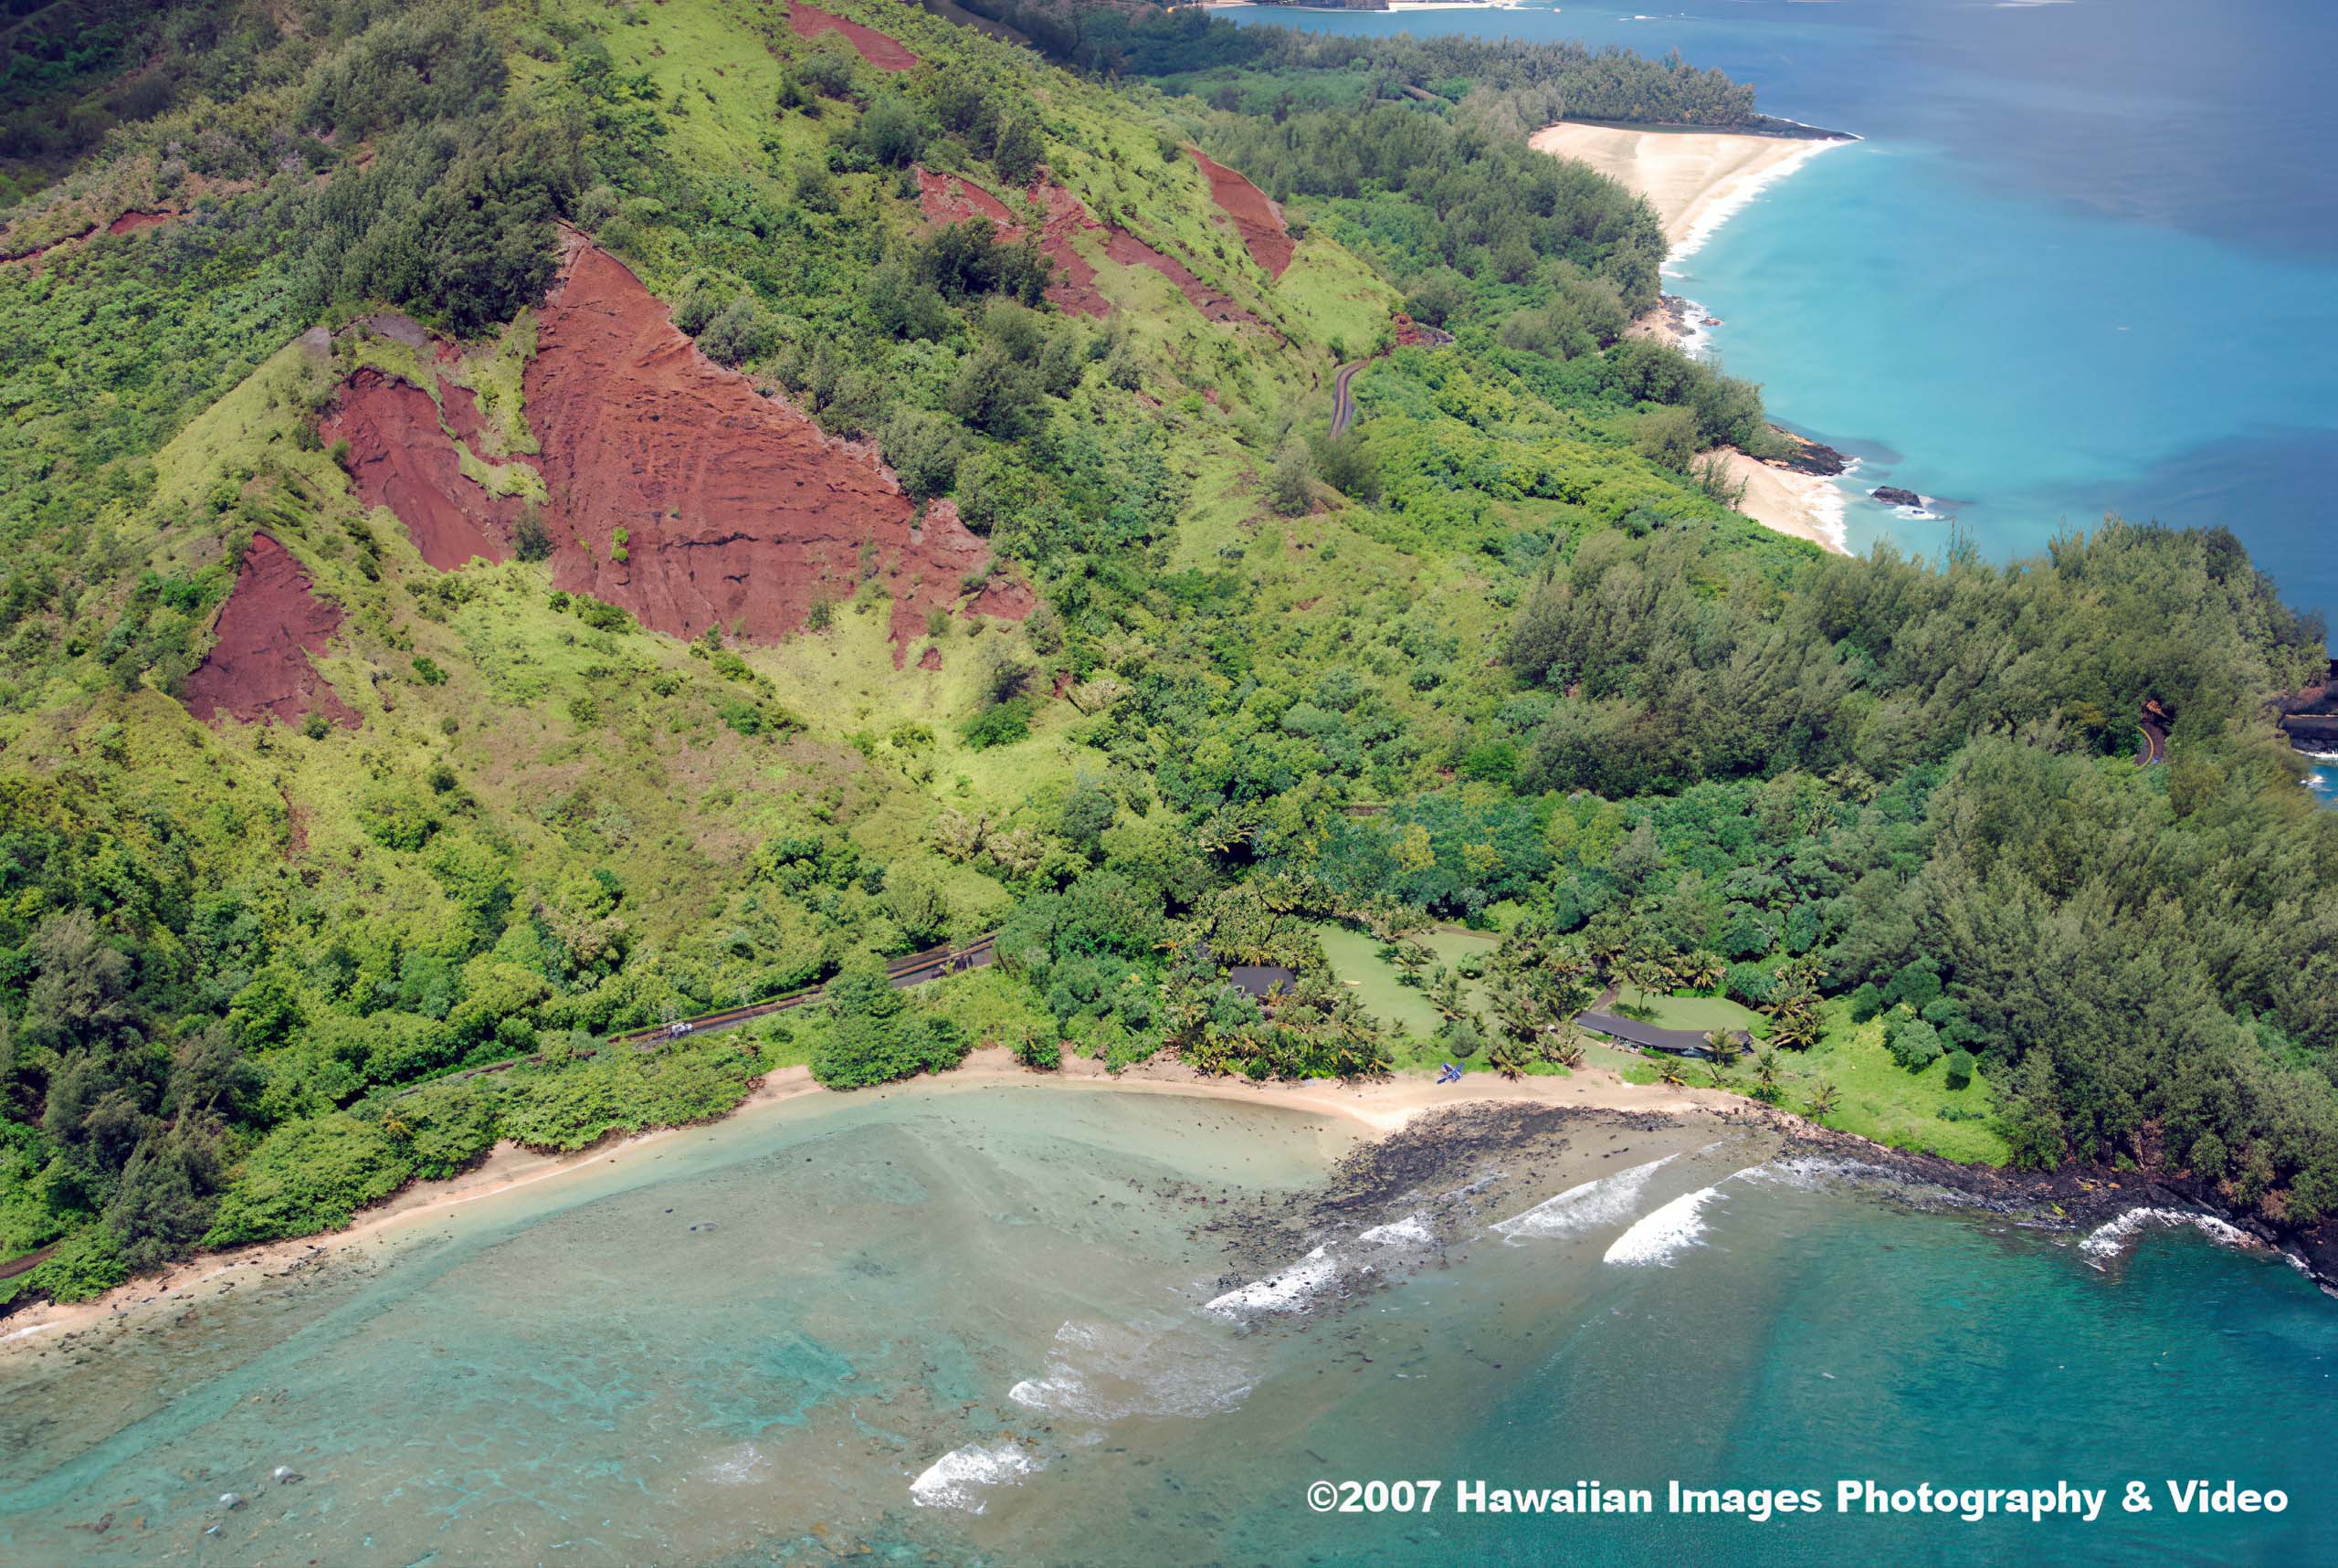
1871, 486, 1923, 508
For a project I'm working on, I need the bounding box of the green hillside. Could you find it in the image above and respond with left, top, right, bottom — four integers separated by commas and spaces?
2, 0, 2333, 1306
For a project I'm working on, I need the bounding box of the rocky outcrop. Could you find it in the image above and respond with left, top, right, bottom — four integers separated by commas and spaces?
2273, 659, 2338, 753
1870, 486, 1922, 508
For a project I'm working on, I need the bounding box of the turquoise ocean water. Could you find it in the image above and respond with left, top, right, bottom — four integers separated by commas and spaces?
4, 1087, 2333, 1564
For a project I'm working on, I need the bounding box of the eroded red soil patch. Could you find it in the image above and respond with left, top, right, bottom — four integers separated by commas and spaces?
786, 4, 917, 70
917, 170, 1262, 326
1188, 149, 1292, 279
321, 369, 516, 571
917, 168, 1016, 227
181, 535, 360, 728
522, 237, 1026, 662
437, 377, 490, 447
3, 208, 181, 267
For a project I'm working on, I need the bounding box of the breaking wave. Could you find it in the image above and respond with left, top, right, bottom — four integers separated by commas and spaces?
1491, 1155, 1679, 1244
1604, 1185, 1726, 1266
910, 1442, 1041, 1512
1007, 1318, 1256, 1421
1203, 1245, 1340, 1318
2081, 1207, 2260, 1260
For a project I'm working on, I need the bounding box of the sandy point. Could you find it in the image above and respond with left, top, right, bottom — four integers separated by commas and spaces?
1528, 121, 1849, 252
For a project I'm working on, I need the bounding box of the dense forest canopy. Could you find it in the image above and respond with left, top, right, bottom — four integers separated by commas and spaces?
0, 0, 2332, 1313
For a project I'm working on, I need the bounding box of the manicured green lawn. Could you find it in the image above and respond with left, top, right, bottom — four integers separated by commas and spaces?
1612, 988, 1764, 1035
1617, 998, 2009, 1165
1312, 921, 1500, 1047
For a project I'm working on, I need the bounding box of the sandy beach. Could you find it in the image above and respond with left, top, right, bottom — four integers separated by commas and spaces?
1529, 121, 1846, 254
1708, 447, 1851, 552
0, 1052, 1741, 1353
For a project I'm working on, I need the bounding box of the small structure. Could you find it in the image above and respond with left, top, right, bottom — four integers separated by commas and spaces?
1576, 1011, 1751, 1059
1227, 964, 1298, 1001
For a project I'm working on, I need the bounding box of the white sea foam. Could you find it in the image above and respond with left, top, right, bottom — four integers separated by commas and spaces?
1736, 1154, 1891, 1191
1604, 1185, 1725, 1266
1491, 1154, 1678, 1243
1204, 1245, 1338, 1316
697, 1443, 770, 1486
2080, 1207, 2260, 1260
1007, 1318, 1255, 1420
1663, 137, 1847, 270
1358, 1214, 1434, 1247
910, 1442, 1040, 1513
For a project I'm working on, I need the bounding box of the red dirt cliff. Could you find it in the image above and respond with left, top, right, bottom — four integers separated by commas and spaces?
915, 169, 1264, 328
521, 237, 1026, 662
180, 535, 361, 728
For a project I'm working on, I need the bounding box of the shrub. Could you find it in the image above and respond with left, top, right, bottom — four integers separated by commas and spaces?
1267, 439, 1313, 516
413, 656, 447, 686
810, 954, 971, 1088
1886, 1016, 1943, 1071
203, 1115, 410, 1247
514, 507, 553, 561
1848, 981, 1885, 1024
1723, 962, 1775, 1007
963, 696, 1034, 749
1013, 1030, 1060, 1070
1943, 1047, 1976, 1089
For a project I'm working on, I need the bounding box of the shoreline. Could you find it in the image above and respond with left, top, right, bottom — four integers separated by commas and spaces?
1527, 120, 1850, 256
12, 1041, 2325, 1353
0, 1053, 1743, 1352
1530, 118, 1857, 551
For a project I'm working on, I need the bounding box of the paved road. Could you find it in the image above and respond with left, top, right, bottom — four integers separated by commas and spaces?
394, 934, 1002, 1097
2138, 699, 2170, 765
1330, 326, 1452, 439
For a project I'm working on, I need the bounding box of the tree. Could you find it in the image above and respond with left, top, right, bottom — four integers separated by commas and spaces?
994, 115, 1044, 185
1632, 404, 1700, 471
1805, 1082, 1841, 1121
1267, 439, 1313, 516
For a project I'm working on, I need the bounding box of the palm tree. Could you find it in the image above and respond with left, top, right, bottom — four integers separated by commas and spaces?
1805, 1082, 1841, 1121
1682, 950, 1726, 993
1768, 1009, 1820, 1052
1428, 967, 1467, 1022
1703, 1028, 1743, 1068
1654, 1053, 1687, 1087
1543, 1025, 1585, 1069
1754, 1050, 1782, 1093
1704, 1058, 1732, 1089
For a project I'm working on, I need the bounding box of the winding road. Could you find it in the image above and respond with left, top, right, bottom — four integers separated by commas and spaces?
2138, 698, 2171, 766
1330, 325, 1453, 439
392, 933, 1002, 1097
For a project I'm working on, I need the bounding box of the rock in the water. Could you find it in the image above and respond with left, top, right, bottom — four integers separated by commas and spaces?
1871, 486, 1923, 508
217, 1492, 246, 1510
271, 1466, 303, 1484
